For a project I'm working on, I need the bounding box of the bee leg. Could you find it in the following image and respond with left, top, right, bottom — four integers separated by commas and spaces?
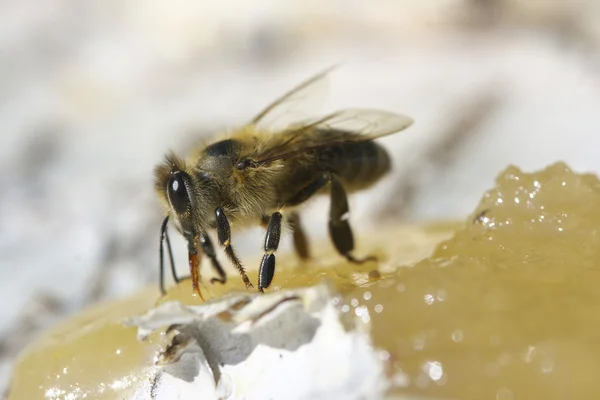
200, 232, 227, 285
287, 211, 310, 260
328, 175, 377, 264
258, 212, 283, 292
215, 208, 254, 289
159, 216, 179, 295
285, 175, 330, 206
259, 214, 270, 227
282, 176, 331, 261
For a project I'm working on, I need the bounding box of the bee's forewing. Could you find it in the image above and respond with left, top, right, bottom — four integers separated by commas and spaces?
254, 108, 414, 165
250, 65, 337, 132
296, 108, 414, 139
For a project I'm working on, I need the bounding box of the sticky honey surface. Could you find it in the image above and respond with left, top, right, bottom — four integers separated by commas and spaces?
7, 223, 450, 400
9, 162, 600, 399
343, 162, 600, 399
7, 288, 160, 399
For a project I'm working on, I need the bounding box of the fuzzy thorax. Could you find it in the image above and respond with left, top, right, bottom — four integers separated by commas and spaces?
154, 146, 284, 236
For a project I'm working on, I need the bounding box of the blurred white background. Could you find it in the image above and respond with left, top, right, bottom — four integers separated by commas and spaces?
3, 0, 600, 391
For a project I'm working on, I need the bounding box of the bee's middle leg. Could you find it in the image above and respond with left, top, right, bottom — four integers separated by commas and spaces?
283, 175, 330, 260
328, 174, 377, 264
258, 212, 283, 292
287, 211, 310, 260
215, 208, 253, 289
200, 232, 227, 284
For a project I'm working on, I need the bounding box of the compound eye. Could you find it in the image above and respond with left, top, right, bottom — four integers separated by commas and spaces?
167, 172, 190, 214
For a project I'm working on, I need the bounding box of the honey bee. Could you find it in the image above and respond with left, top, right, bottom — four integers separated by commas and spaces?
154, 67, 414, 298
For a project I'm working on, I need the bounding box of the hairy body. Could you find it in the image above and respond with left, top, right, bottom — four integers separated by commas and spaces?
153, 67, 413, 297
155, 126, 391, 231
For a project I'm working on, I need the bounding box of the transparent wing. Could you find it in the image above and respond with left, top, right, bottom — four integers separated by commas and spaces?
255, 108, 414, 165
293, 108, 414, 138
250, 65, 337, 132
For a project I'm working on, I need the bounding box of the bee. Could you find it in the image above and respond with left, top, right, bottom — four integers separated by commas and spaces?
154, 67, 414, 298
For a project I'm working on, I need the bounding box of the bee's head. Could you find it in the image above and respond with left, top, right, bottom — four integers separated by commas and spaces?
154, 152, 212, 236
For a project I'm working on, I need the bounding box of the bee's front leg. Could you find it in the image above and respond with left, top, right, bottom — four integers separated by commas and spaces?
215, 208, 254, 289
258, 212, 283, 292
159, 215, 179, 295
200, 232, 227, 284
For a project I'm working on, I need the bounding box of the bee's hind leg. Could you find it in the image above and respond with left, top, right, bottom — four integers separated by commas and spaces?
258, 212, 283, 292
200, 232, 227, 284
328, 174, 377, 264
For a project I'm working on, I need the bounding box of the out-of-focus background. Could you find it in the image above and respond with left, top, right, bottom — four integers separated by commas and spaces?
2, 0, 600, 391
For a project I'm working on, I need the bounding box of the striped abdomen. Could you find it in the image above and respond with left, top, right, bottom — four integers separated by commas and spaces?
316, 139, 391, 192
